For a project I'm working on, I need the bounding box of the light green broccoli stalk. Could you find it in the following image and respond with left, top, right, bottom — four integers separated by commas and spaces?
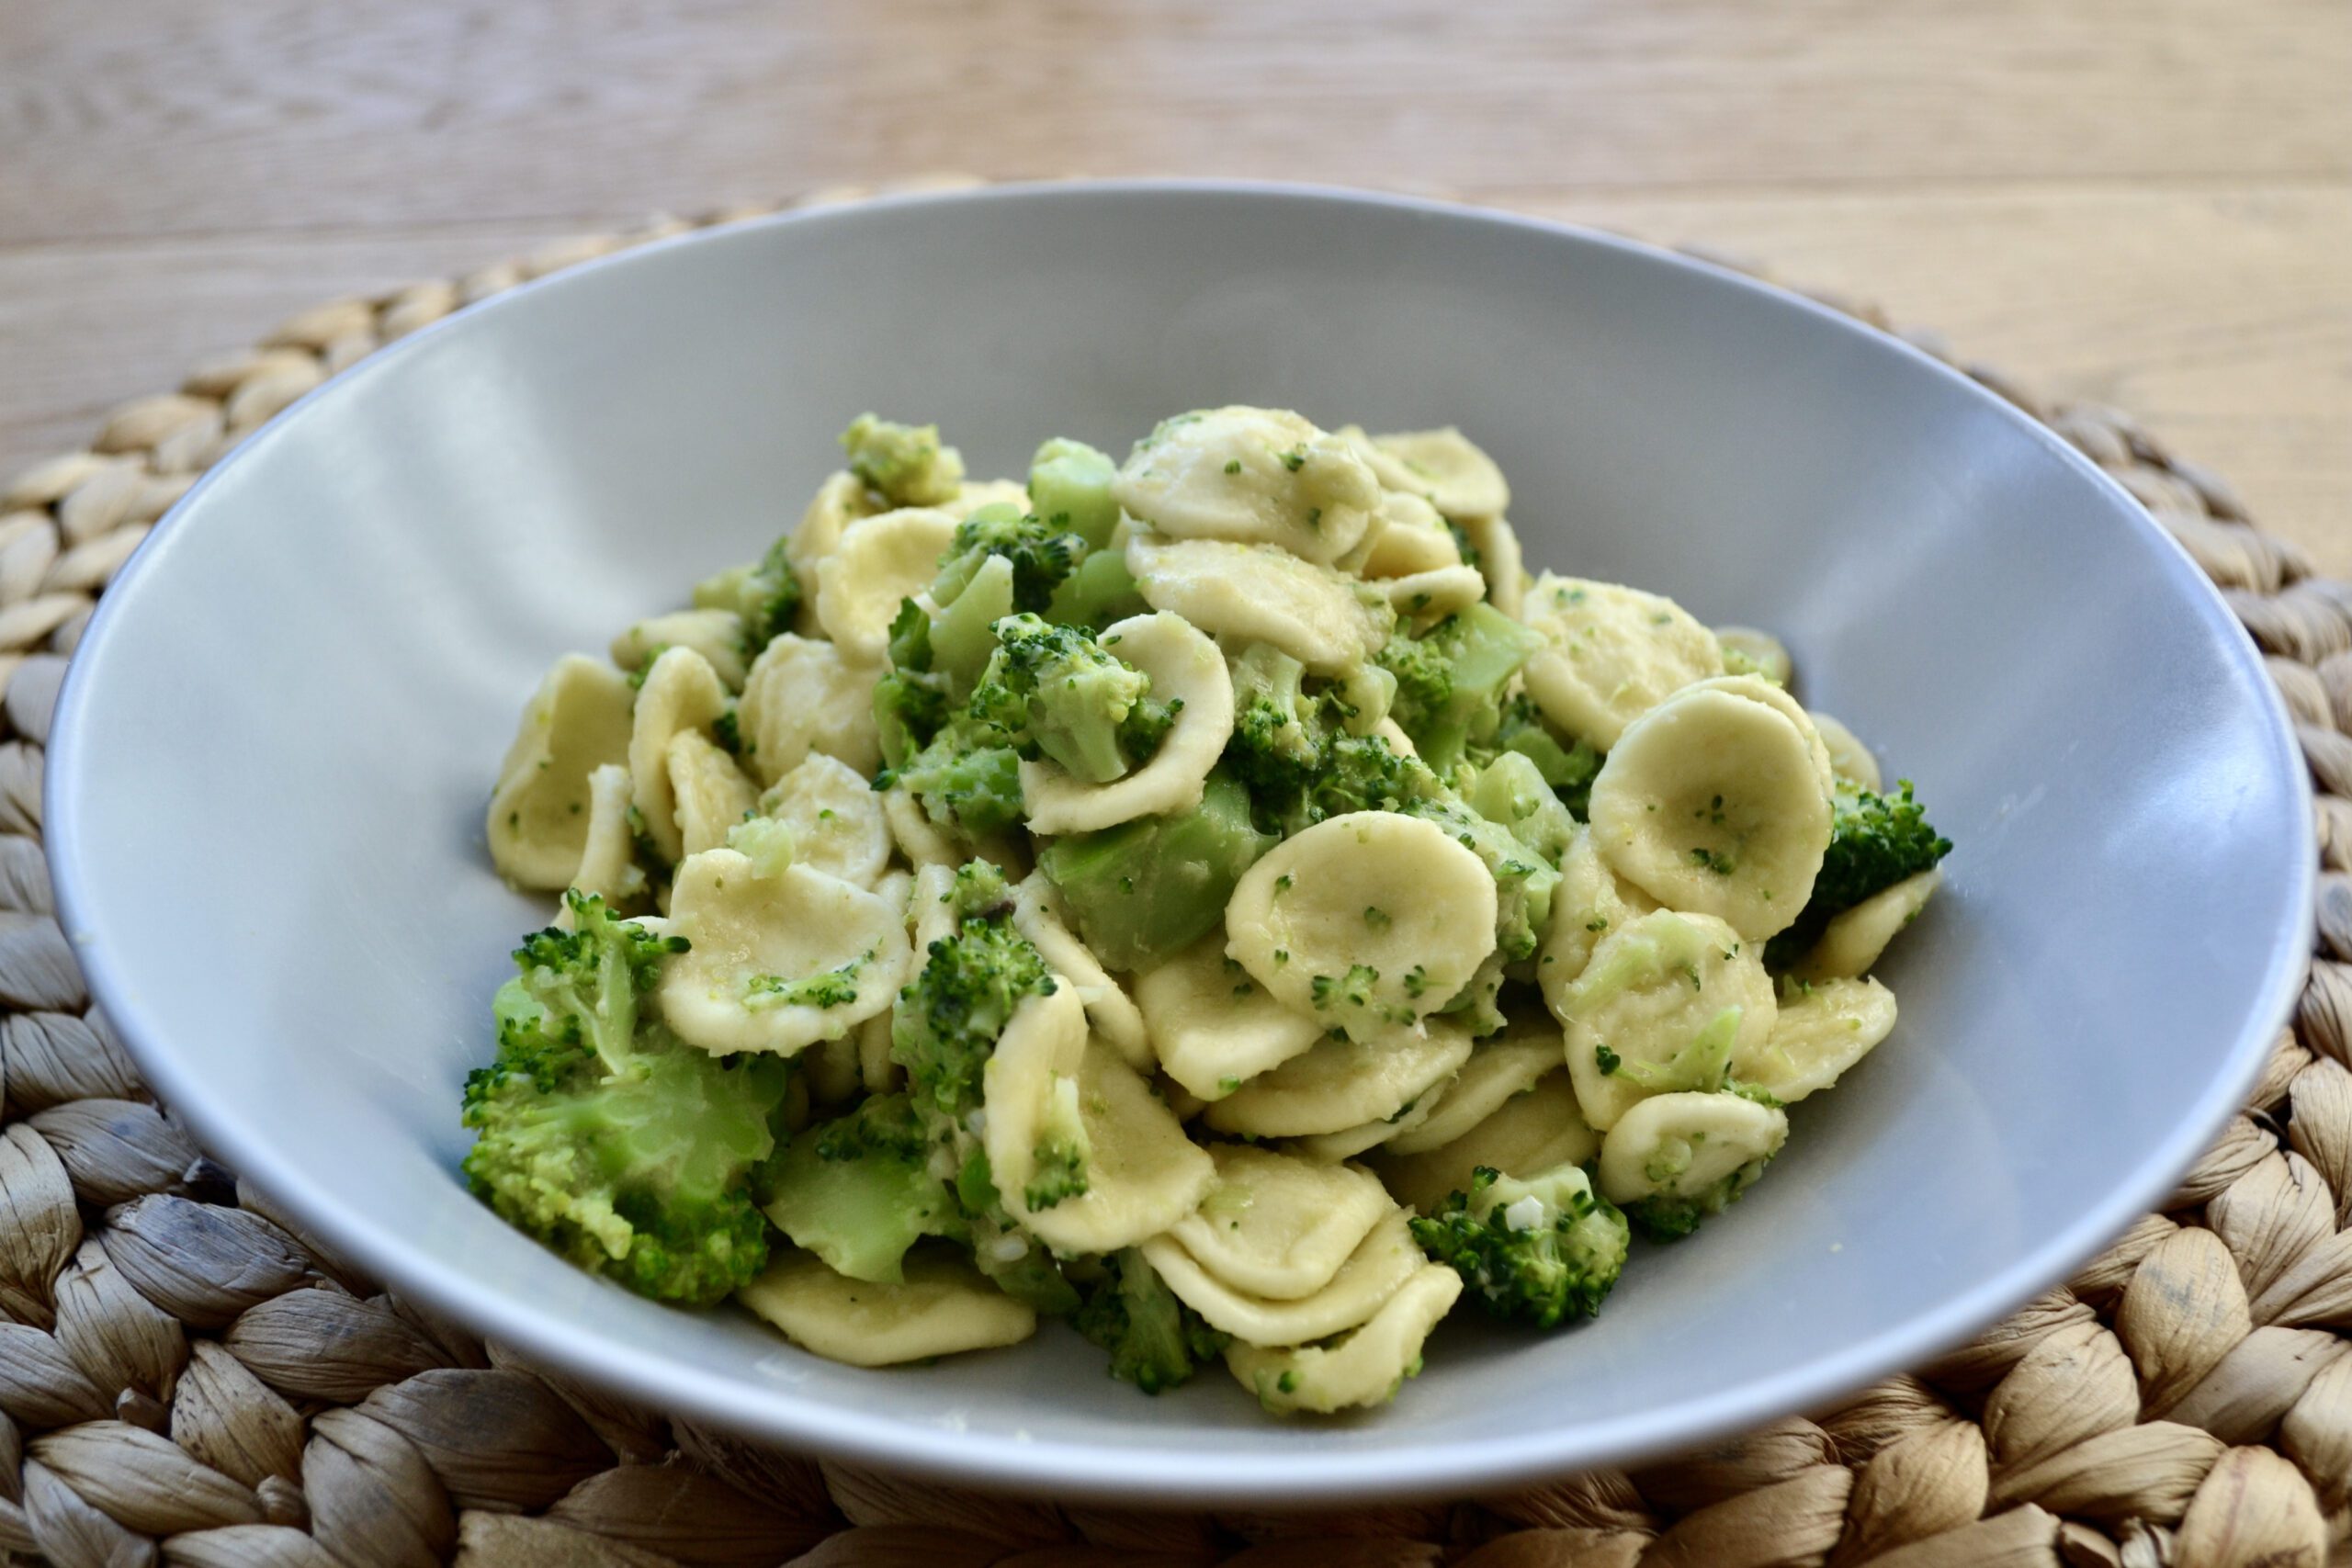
460, 893, 789, 1307
841, 413, 965, 507
1070, 1248, 1230, 1393
1376, 603, 1543, 772
1408, 1164, 1630, 1327
758, 1093, 962, 1283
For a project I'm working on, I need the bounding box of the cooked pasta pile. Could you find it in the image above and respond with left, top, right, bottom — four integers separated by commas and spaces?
464, 407, 1951, 1416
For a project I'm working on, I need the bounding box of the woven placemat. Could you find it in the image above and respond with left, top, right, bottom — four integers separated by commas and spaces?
0, 186, 2346, 1568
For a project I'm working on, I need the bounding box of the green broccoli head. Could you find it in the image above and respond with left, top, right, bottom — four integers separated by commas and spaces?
933, 503, 1088, 614
694, 534, 803, 655
841, 413, 965, 507
1377, 604, 1543, 772
1408, 1164, 1630, 1328
1465, 692, 1601, 819
970, 614, 1171, 785
760, 1093, 962, 1283
1071, 1248, 1230, 1394
1764, 780, 1953, 967
1027, 437, 1122, 550
890, 889, 1058, 1124
883, 727, 1027, 838
462, 895, 788, 1307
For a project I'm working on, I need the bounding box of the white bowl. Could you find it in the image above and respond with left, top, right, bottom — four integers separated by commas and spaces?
48, 182, 2312, 1504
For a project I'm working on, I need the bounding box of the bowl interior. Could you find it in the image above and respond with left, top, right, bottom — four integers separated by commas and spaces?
48, 184, 2311, 1503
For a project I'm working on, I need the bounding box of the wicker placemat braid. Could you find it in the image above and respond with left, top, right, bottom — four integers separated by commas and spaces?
0, 186, 2346, 1568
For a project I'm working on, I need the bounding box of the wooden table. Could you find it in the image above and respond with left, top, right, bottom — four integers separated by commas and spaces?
4, 0, 2346, 571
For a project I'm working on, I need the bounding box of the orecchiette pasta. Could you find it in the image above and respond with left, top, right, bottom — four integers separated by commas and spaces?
1519, 574, 1724, 748
1796, 868, 1941, 980
628, 646, 730, 864
1356, 491, 1463, 580
1225, 1264, 1463, 1415
1012, 874, 1152, 1069
1555, 909, 1777, 1132
758, 753, 892, 889
487, 653, 636, 888
1142, 1210, 1423, 1348
665, 730, 759, 859
1003, 1038, 1216, 1255
815, 507, 959, 664
1713, 625, 1792, 687
1136, 933, 1328, 1101
738, 1247, 1037, 1367
1127, 533, 1394, 674
1367, 427, 1511, 520
786, 470, 875, 580
1384, 1021, 1563, 1155
1596, 1089, 1790, 1210
1203, 1021, 1475, 1140
1371, 1068, 1599, 1215
1167, 1146, 1395, 1301
739, 633, 883, 784
1284, 1094, 1443, 1163
1739, 976, 1898, 1102
1811, 711, 1883, 791
1381, 564, 1488, 621
565, 762, 644, 910
1112, 406, 1382, 566
1455, 513, 1526, 618
1018, 613, 1236, 835
612, 608, 750, 690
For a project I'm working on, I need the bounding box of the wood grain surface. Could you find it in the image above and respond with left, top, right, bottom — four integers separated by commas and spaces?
2, 0, 2346, 569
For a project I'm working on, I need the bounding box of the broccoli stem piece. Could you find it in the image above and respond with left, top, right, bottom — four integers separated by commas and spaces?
1036, 771, 1275, 972
760, 1094, 961, 1283
1044, 547, 1148, 630
1071, 1248, 1230, 1393
1377, 603, 1543, 772
1409, 1164, 1631, 1328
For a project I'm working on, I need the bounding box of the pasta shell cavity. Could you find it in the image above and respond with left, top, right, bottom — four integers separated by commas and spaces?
1384, 1021, 1564, 1156
1019, 613, 1235, 835
1371, 1068, 1598, 1215
567, 763, 645, 909
612, 608, 749, 690
1012, 874, 1152, 1068
1136, 932, 1327, 1101
1223, 812, 1498, 1043
1367, 427, 1511, 520
1741, 976, 1899, 1102
1358, 491, 1463, 580
1226, 1264, 1464, 1416
1555, 909, 1777, 1132
1597, 1089, 1790, 1209
666, 731, 759, 859
786, 470, 876, 578
814, 506, 958, 664
628, 647, 730, 864
487, 653, 636, 889
1586, 682, 1834, 942
1797, 868, 1942, 981
738, 1247, 1036, 1368
1519, 574, 1725, 749
1111, 406, 1380, 566
1538, 824, 1658, 1011
1142, 1209, 1423, 1348
739, 633, 883, 785
1204, 1021, 1475, 1139
656, 848, 910, 1055
1127, 533, 1394, 675
1167, 1146, 1394, 1301
757, 753, 891, 889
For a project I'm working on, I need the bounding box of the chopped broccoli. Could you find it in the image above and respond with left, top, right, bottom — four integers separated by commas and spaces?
970, 614, 1169, 784
1629, 1146, 1779, 1241
1467, 693, 1601, 818
1044, 547, 1149, 629
929, 555, 1019, 687
1037, 771, 1275, 971
1409, 797, 1559, 964
694, 534, 802, 654
1377, 604, 1543, 772
1464, 750, 1577, 869
1070, 1248, 1229, 1393
760, 1093, 960, 1282
841, 413, 964, 507
933, 502, 1087, 614
461, 893, 788, 1307
1027, 437, 1122, 550
1765, 780, 1953, 967
892, 890, 1056, 1124
1022, 1074, 1092, 1212
1409, 1164, 1630, 1328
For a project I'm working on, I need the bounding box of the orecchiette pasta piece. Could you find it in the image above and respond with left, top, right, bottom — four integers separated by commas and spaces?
882, 784, 959, 869
1537, 825, 1657, 1015
1141, 1210, 1423, 1348
786, 470, 876, 579
1357, 491, 1463, 580
1019, 612, 1236, 835
657, 848, 910, 1055
1685, 673, 1835, 797
1714, 625, 1792, 688
1225, 1264, 1463, 1416
1810, 712, 1883, 792
612, 608, 750, 691
1555, 909, 1777, 1132
1127, 533, 1394, 675
1586, 683, 1833, 942
856, 1010, 899, 1097
1596, 1090, 1789, 1210
981, 984, 1088, 1219
1204, 1020, 1475, 1139
666, 730, 759, 859
1286, 1093, 1443, 1163
1224, 812, 1497, 1043
940, 478, 1030, 521
1519, 574, 1725, 749
1111, 406, 1380, 566
1012, 874, 1151, 1069
908, 862, 961, 955
757, 753, 891, 889
738, 1247, 1036, 1368
1136, 932, 1327, 1101
487, 654, 636, 889
1740, 976, 1898, 1102
1385, 1020, 1564, 1155
739, 633, 883, 785
815, 506, 958, 665
628, 647, 730, 864
1796, 869, 1943, 981
1371, 1068, 1598, 1215
1167, 1146, 1395, 1302
1373, 716, 1420, 760
1382, 565, 1489, 621
566, 763, 645, 910
1456, 513, 1525, 618
1368, 427, 1511, 519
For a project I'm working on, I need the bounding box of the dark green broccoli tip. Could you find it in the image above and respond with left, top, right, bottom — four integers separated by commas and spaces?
890, 906, 1057, 1123
934, 504, 1088, 614
1408, 1166, 1631, 1329
1023, 1134, 1091, 1212
1071, 1248, 1229, 1394
1377, 603, 1544, 773
970, 614, 1161, 784
1764, 779, 1954, 968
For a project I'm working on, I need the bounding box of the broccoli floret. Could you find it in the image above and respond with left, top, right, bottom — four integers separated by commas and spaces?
1220, 644, 1451, 836
933, 503, 1087, 614
885, 728, 1027, 837
971, 614, 1169, 784
1027, 437, 1122, 550
760, 1093, 960, 1283
1036, 770, 1275, 971
1765, 780, 1953, 967
1071, 1248, 1229, 1393
1044, 547, 1149, 629
891, 891, 1057, 1125
1466, 692, 1602, 819
461, 893, 789, 1307
1629, 1147, 1780, 1241
1377, 604, 1543, 772
1409, 1164, 1630, 1328
841, 413, 964, 507
694, 534, 803, 655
